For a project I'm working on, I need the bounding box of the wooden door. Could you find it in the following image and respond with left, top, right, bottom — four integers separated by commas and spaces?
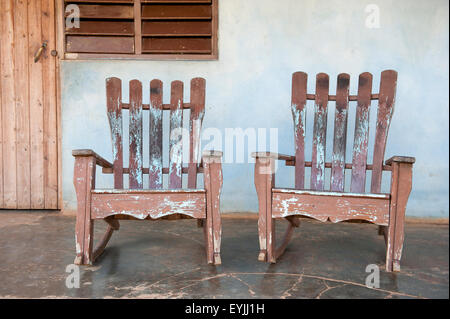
0, 0, 59, 209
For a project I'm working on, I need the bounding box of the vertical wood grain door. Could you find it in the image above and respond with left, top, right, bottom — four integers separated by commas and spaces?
0, 0, 59, 209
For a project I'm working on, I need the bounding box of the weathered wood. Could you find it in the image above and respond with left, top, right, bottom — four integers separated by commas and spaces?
134, 0, 142, 54
386, 162, 413, 272
66, 36, 135, 54
330, 73, 349, 192
91, 191, 206, 220
188, 78, 206, 188
106, 77, 124, 189
129, 80, 143, 189
149, 79, 163, 189
92, 225, 114, 261
73, 77, 221, 265
29, 0, 45, 209
385, 156, 415, 165
274, 223, 295, 260
72, 149, 113, 168
141, 4, 212, 19
254, 156, 276, 263
255, 70, 412, 272
15, 0, 31, 208
272, 189, 390, 225
371, 70, 398, 193
203, 150, 223, 264
70, 4, 134, 19
311, 73, 329, 191
169, 80, 183, 189
351, 72, 373, 193
42, 0, 58, 209
73, 156, 96, 265
0, 0, 3, 207
291, 72, 307, 189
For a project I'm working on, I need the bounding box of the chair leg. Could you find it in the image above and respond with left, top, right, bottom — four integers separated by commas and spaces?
73, 156, 96, 265
74, 214, 94, 265
386, 162, 413, 272
203, 153, 223, 265
255, 157, 276, 263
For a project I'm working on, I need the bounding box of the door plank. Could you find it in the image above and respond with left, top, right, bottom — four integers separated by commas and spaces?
1, 0, 17, 208
351, 72, 373, 193
0, 0, 4, 207
129, 80, 143, 189
149, 79, 163, 189
42, 0, 58, 208
29, 0, 45, 209
330, 73, 350, 192
311, 73, 329, 191
14, 0, 31, 208
291, 72, 307, 190
169, 81, 183, 189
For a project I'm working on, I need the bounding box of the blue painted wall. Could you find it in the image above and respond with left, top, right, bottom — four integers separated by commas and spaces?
62, 0, 449, 217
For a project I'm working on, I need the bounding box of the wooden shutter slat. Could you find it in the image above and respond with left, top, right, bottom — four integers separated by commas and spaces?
142, 37, 211, 53
142, 0, 212, 3
371, 70, 398, 193
188, 78, 205, 189
66, 36, 134, 53
149, 79, 163, 189
141, 4, 212, 19
291, 72, 307, 190
65, 20, 134, 35
68, 4, 134, 19
351, 72, 373, 193
129, 80, 143, 189
169, 81, 183, 189
330, 73, 350, 192
311, 73, 329, 191
66, 1, 133, 3
106, 77, 124, 189
142, 21, 211, 36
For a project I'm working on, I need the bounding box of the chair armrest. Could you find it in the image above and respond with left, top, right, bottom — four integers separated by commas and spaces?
251, 152, 294, 162
202, 150, 223, 163
72, 149, 113, 168
385, 156, 416, 166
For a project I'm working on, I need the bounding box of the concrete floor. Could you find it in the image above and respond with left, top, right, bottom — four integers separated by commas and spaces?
0, 212, 448, 299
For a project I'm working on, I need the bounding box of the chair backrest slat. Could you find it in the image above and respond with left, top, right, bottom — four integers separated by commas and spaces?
291, 72, 308, 190
105, 77, 206, 190
106, 77, 124, 189
350, 72, 373, 193
371, 70, 397, 193
311, 73, 329, 191
129, 80, 143, 189
188, 78, 206, 189
149, 79, 163, 189
169, 81, 184, 189
290, 70, 397, 194
330, 73, 350, 192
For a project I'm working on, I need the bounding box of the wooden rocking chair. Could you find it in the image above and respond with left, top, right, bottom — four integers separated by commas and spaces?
72, 77, 223, 266
253, 70, 415, 272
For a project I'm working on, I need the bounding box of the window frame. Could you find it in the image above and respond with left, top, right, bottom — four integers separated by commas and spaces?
56, 0, 218, 61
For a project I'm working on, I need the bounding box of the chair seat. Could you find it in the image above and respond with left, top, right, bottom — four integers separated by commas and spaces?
90, 188, 206, 220
272, 188, 390, 199
271, 188, 390, 225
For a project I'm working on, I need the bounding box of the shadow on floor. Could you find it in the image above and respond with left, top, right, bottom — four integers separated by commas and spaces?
0, 212, 448, 299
